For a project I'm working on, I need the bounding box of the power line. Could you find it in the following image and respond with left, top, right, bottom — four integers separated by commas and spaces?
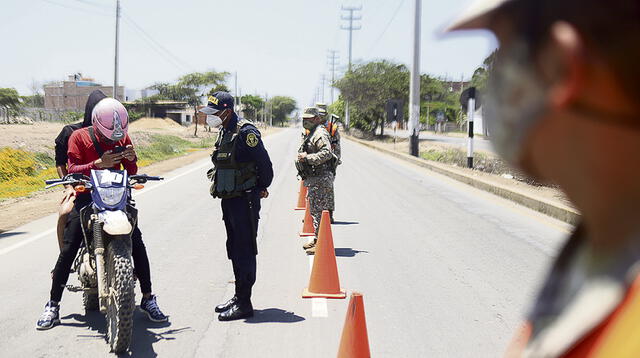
121, 14, 193, 71
40, 0, 113, 16
367, 0, 406, 56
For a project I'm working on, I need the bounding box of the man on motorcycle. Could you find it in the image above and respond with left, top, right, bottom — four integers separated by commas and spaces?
36, 98, 168, 330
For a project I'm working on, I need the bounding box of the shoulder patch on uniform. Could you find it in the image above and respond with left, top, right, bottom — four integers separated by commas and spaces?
246, 133, 259, 147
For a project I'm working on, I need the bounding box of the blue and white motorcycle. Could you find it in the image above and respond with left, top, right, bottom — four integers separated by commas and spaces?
46, 169, 162, 353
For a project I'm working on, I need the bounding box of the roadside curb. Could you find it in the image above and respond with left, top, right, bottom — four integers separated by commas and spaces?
345, 135, 580, 225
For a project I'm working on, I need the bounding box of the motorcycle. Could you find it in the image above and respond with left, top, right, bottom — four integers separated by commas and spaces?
45, 169, 163, 353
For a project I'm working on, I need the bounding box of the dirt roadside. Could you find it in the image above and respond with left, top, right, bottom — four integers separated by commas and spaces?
0, 124, 281, 233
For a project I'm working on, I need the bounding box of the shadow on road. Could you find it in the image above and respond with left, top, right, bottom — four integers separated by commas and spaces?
123, 315, 191, 358
332, 221, 359, 226
245, 308, 305, 324
61, 311, 192, 358
61, 311, 107, 339
335, 248, 369, 257
0, 231, 25, 239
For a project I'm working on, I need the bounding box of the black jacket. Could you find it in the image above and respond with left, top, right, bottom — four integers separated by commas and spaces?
54, 90, 107, 166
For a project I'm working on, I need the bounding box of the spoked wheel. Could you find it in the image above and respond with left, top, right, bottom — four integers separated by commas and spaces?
105, 238, 135, 354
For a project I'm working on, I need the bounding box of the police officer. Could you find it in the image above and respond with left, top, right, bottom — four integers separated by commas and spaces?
316, 103, 341, 223
449, 0, 640, 356
297, 107, 335, 255
200, 91, 273, 321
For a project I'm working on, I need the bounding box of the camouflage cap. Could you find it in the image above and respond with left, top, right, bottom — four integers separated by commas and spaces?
446, 0, 511, 31
302, 107, 320, 119
315, 103, 328, 116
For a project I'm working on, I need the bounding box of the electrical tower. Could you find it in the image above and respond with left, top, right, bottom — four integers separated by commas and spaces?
327, 50, 339, 104
341, 5, 362, 129
320, 74, 326, 103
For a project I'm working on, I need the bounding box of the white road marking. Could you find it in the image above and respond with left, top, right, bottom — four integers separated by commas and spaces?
307, 240, 329, 318
0, 228, 55, 256
312, 298, 328, 318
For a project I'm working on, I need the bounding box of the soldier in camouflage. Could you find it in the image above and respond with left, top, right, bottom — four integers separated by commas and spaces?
316, 103, 341, 223
297, 107, 335, 255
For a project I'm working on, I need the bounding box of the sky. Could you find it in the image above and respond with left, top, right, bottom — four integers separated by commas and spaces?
0, 0, 497, 109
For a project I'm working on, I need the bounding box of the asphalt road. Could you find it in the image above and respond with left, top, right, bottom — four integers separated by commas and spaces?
0, 128, 571, 357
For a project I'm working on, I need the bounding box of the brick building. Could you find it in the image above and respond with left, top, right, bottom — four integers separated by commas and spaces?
44, 74, 124, 111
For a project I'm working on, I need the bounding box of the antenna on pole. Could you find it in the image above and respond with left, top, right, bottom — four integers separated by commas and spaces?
114, 0, 121, 100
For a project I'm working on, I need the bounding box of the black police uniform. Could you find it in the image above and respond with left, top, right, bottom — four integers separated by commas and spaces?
211, 112, 273, 320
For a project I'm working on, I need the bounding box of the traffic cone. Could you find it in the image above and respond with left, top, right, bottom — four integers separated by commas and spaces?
295, 181, 307, 211
337, 293, 371, 358
302, 210, 346, 299
300, 200, 316, 237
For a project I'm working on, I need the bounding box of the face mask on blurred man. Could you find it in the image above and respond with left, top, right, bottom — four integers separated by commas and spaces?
484, 41, 548, 167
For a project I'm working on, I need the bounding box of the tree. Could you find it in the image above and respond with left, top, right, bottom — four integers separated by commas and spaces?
151, 71, 229, 136
0, 88, 22, 120
209, 84, 230, 95
335, 60, 410, 135
240, 94, 264, 121
268, 96, 297, 126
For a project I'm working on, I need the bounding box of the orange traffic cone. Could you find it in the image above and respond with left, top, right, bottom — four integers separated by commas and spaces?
337, 293, 371, 358
295, 181, 307, 211
300, 200, 316, 237
302, 210, 346, 299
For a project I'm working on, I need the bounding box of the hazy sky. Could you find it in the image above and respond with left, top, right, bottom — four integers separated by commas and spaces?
1, 0, 496, 108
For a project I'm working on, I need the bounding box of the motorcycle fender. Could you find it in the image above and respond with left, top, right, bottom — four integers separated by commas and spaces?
98, 210, 132, 236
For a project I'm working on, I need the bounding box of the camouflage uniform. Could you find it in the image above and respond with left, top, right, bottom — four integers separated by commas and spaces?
316, 103, 340, 216
300, 124, 335, 234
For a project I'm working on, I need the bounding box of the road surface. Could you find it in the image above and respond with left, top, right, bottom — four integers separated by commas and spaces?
0, 128, 571, 357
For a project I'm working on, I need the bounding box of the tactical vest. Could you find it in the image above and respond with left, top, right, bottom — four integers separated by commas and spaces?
209, 119, 258, 199
326, 122, 340, 147
296, 125, 335, 179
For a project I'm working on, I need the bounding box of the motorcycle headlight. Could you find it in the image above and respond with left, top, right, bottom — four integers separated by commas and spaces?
96, 187, 126, 206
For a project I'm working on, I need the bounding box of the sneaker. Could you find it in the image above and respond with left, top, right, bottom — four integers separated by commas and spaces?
303, 239, 317, 250
36, 301, 60, 330
305, 245, 317, 255
140, 295, 168, 322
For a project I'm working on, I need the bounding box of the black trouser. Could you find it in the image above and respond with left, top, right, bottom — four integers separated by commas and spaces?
50, 195, 152, 302
221, 192, 260, 303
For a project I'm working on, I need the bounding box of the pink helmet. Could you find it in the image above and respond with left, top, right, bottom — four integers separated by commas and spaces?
91, 98, 129, 142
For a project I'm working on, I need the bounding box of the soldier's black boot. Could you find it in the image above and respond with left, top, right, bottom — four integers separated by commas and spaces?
218, 300, 254, 321
215, 296, 237, 313
219, 280, 254, 321
330, 211, 335, 224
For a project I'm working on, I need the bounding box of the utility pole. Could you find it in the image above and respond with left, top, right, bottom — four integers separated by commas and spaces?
113, 0, 121, 100
408, 0, 421, 157
320, 74, 326, 103
341, 5, 362, 129
234, 71, 238, 106
327, 50, 339, 104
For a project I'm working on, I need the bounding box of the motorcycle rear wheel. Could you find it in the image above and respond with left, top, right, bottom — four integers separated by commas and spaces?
105, 238, 135, 354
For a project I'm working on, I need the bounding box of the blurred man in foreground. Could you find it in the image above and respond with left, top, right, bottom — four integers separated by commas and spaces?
449, 0, 640, 356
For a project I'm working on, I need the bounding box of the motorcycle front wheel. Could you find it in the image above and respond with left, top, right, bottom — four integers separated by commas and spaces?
105, 237, 135, 354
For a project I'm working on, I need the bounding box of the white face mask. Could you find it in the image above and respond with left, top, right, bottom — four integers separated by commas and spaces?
484, 42, 548, 167
206, 114, 223, 128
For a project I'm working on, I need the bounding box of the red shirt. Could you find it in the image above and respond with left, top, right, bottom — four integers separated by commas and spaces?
67, 127, 138, 177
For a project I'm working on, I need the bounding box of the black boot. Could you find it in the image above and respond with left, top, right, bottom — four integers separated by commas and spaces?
218, 300, 254, 321
215, 296, 237, 313
330, 211, 335, 224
